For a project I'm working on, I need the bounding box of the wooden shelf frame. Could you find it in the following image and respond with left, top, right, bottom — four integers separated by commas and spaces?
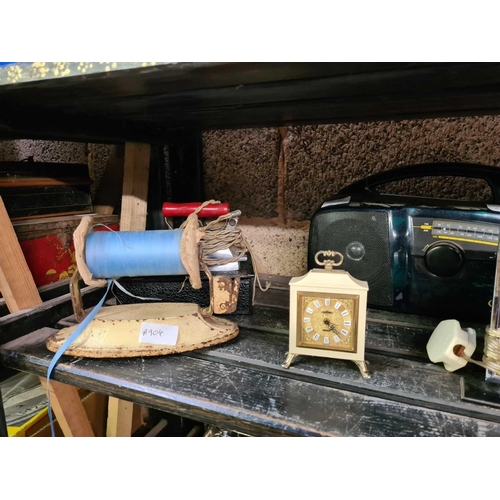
2, 62, 500, 143
2, 62, 500, 436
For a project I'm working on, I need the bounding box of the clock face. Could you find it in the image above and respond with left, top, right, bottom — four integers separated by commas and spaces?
297, 292, 358, 352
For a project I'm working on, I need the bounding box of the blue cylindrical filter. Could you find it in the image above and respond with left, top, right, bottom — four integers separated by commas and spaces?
85, 229, 187, 278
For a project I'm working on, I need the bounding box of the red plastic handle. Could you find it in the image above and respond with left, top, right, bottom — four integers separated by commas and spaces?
162, 202, 230, 218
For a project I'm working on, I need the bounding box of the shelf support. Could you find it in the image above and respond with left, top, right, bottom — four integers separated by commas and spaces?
0, 196, 94, 437
106, 142, 151, 437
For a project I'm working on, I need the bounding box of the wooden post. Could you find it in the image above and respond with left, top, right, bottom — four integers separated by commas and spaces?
107, 142, 150, 437
120, 143, 151, 230
39, 379, 94, 437
106, 398, 135, 437
0, 196, 94, 437
0, 197, 43, 312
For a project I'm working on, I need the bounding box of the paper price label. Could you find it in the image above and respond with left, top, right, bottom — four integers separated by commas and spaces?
139, 322, 179, 345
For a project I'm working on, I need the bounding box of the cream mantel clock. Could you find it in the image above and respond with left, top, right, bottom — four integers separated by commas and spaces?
282, 250, 371, 379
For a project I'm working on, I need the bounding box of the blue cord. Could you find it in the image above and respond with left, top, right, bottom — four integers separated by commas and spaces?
85, 229, 186, 278
46, 280, 112, 437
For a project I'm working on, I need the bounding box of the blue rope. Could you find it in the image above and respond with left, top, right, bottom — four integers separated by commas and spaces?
46, 280, 112, 437
85, 229, 186, 278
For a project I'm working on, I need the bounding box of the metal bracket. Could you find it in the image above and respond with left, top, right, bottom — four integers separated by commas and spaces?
70, 268, 85, 323
211, 275, 240, 314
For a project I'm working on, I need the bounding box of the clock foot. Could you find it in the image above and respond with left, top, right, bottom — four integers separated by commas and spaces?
354, 360, 371, 379
282, 352, 298, 369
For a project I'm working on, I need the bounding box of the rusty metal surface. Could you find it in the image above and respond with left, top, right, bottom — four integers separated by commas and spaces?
212, 276, 240, 314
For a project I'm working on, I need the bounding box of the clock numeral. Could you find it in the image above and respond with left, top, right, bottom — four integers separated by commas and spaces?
341, 329, 348, 336
323, 337, 330, 345
341, 310, 349, 317
325, 299, 331, 306
344, 320, 351, 326
306, 307, 314, 314
306, 326, 313, 333
303, 317, 311, 323
334, 302, 341, 309
312, 333, 320, 341
313, 300, 320, 309
333, 335, 341, 343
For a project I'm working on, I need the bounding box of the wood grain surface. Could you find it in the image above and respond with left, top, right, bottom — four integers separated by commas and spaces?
0, 197, 43, 312
1, 301, 499, 437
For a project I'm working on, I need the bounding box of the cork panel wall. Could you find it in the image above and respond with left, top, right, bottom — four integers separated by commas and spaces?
203, 128, 280, 218
240, 224, 309, 276
200, 115, 500, 276
284, 116, 500, 221
0, 140, 87, 163
87, 143, 114, 200
0, 140, 114, 201
4, 117, 500, 279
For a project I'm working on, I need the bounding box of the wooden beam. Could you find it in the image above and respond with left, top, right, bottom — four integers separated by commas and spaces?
40, 378, 95, 437
0, 196, 42, 312
106, 398, 135, 437
0, 177, 91, 188
107, 142, 151, 437
120, 143, 151, 230
0, 196, 94, 437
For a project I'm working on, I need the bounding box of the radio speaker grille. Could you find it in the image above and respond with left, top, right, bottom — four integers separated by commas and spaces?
308, 210, 393, 307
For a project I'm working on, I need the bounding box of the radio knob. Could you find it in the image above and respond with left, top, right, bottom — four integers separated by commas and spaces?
424, 241, 465, 278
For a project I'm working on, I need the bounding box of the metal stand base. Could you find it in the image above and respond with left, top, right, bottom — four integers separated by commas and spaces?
282, 352, 371, 379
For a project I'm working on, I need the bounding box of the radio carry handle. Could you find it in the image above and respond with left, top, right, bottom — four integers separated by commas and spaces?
338, 162, 500, 203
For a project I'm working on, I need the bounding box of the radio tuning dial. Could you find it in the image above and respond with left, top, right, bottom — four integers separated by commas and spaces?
424, 241, 465, 278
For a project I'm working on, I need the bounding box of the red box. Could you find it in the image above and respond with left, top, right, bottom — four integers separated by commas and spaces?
12, 214, 120, 288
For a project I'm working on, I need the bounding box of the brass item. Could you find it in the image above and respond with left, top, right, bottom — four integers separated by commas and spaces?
296, 291, 359, 353
283, 250, 371, 379
314, 250, 343, 271
212, 276, 240, 314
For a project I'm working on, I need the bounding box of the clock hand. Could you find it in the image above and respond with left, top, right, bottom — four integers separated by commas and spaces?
323, 318, 338, 333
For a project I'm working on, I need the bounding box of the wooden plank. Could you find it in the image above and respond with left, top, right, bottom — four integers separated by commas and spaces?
2, 327, 500, 436
0, 285, 109, 344
11, 297, 493, 429
0, 202, 96, 437
13, 214, 119, 241
253, 286, 487, 332
31, 391, 109, 437
0, 63, 412, 105
0, 177, 91, 188
106, 397, 134, 437
0, 196, 43, 312
39, 377, 95, 437
120, 143, 150, 231
31, 63, 500, 118
1, 278, 71, 318
188, 326, 500, 423
110, 142, 151, 436
232, 308, 428, 360
6, 63, 500, 144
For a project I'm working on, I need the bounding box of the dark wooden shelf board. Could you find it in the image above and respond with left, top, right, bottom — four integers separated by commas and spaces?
1, 299, 500, 436
2, 63, 500, 142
